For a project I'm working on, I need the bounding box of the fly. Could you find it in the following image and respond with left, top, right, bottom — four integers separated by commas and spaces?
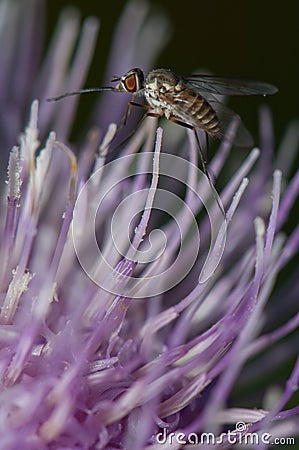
48, 67, 277, 144
48, 68, 278, 215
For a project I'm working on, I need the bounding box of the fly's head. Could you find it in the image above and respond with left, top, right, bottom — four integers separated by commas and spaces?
111, 68, 145, 93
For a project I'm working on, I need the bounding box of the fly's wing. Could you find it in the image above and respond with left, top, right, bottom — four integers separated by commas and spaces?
208, 100, 254, 147
182, 74, 278, 96
179, 74, 277, 147
161, 86, 254, 147
164, 83, 254, 147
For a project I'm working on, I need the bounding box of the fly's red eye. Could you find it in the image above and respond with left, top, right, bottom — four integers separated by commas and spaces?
124, 73, 137, 92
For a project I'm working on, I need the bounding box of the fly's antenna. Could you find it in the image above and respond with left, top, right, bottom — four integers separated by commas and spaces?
47, 87, 114, 102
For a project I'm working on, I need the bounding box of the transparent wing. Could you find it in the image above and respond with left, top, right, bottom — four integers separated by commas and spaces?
162, 85, 254, 147
182, 74, 278, 96
208, 100, 253, 147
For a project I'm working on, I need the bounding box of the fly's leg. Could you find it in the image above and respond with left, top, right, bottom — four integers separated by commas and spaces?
204, 131, 217, 184
168, 116, 226, 218
115, 109, 162, 149
102, 104, 162, 156
119, 99, 153, 129
120, 95, 136, 129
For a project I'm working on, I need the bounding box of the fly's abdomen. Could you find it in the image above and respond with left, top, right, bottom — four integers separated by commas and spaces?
187, 93, 221, 137
169, 82, 220, 137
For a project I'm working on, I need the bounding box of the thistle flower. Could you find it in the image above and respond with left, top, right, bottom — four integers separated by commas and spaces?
0, 1, 299, 449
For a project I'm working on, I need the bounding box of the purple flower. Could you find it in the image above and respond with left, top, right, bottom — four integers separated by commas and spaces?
0, 1, 298, 449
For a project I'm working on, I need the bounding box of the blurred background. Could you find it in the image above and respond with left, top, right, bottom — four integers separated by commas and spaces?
45, 0, 299, 149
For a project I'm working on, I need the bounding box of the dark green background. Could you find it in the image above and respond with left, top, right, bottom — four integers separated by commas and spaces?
46, 0, 299, 150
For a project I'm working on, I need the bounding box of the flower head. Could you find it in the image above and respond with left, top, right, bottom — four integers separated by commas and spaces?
0, 1, 298, 449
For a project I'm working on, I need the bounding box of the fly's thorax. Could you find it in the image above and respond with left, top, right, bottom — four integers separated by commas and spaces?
145, 69, 180, 92
144, 69, 180, 110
